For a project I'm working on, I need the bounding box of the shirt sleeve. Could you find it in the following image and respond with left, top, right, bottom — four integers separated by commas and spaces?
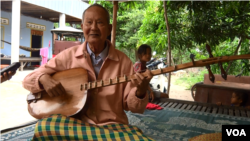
124, 60, 148, 114
22, 52, 69, 93
133, 62, 142, 73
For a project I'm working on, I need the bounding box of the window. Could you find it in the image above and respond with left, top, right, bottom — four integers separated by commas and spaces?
1, 26, 4, 49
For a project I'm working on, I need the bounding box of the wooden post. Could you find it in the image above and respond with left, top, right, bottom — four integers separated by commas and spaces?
111, 1, 118, 47
164, 1, 171, 96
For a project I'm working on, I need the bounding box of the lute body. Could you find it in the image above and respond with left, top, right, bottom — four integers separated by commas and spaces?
27, 68, 88, 119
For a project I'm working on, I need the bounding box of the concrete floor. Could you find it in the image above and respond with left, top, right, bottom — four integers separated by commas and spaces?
0, 70, 37, 130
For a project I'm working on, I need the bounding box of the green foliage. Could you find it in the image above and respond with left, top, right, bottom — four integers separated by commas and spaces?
94, 1, 146, 63
210, 38, 250, 76
174, 70, 207, 90
186, 1, 250, 46
87, 1, 250, 75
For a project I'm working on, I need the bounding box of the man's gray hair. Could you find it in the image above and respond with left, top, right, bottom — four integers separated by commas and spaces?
82, 3, 110, 24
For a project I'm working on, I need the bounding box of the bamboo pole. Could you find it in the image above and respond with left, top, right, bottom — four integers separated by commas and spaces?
163, 1, 171, 95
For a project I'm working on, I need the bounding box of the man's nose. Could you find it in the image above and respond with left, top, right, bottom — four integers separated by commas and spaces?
91, 22, 98, 30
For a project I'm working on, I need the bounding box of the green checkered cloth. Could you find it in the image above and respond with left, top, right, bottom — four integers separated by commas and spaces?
32, 114, 154, 141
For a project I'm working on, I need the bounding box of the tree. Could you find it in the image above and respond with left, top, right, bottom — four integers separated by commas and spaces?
93, 1, 146, 62
93, 1, 250, 76
163, 1, 172, 95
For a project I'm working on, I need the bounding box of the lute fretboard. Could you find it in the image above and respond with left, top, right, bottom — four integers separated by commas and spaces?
82, 54, 250, 90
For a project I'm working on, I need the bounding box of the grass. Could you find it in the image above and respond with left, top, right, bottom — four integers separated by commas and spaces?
174, 70, 207, 90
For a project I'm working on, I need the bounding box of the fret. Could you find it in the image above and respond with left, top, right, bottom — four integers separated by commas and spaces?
85, 83, 88, 90
80, 84, 83, 91
101, 80, 104, 86
124, 75, 127, 81
89, 82, 91, 89
95, 81, 97, 88
109, 78, 112, 84
116, 77, 119, 83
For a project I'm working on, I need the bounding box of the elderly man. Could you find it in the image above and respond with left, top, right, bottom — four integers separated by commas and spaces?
23, 4, 154, 141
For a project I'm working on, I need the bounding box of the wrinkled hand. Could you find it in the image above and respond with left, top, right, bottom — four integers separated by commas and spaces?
1, 71, 16, 83
39, 74, 66, 97
131, 69, 153, 98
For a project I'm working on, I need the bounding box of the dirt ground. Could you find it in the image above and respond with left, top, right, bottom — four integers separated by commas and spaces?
0, 70, 193, 130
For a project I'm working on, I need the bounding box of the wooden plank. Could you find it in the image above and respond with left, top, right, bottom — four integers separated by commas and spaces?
175, 103, 183, 109
218, 107, 223, 114
229, 109, 234, 116
235, 109, 240, 117
186, 104, 193, 110
212, 107, 218, 114
162, 102, 169, 107
205, 106, 211, 113
247, 111, 250, 118
195, 105, 202, 112
170, 103, 178, 108
180, 104, 187, 110
240, 109, 246, 117
201, 106, 207, 112
223, 108, 228, 115
166, 102, 173, 108
190, 105, 197, 111
157, 102, 164, 106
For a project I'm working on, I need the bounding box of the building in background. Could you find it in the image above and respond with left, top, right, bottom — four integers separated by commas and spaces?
1, 0, 89, 66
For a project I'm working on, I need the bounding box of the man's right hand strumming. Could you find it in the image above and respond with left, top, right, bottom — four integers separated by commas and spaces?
39, 74, 66, 97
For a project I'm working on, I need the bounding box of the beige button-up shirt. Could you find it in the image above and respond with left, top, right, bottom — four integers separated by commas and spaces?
22, 40, 148, 125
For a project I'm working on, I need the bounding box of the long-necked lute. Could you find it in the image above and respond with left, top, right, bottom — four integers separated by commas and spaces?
27, 53, 250, 119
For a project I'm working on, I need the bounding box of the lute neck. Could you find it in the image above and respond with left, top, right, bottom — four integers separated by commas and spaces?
82, 53, 250, 90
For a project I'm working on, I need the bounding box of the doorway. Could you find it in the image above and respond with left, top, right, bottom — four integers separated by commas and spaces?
31, 35, 42, 65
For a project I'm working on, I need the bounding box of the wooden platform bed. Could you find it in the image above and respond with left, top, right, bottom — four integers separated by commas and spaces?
1, 98, 250, 141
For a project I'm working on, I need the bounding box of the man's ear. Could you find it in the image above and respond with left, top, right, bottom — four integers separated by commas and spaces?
81, 23, 84, 30
108, 24, 112, 35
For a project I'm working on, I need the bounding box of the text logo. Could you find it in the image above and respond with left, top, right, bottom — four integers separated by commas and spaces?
226, 129, 246, 136
222, 125, 249, 141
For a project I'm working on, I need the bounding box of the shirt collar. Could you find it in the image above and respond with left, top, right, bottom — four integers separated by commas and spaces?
86, 42, 109, 61
75, 40, 119, 62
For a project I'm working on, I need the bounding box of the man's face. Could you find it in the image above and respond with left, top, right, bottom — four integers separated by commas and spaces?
81, 6, 112, 46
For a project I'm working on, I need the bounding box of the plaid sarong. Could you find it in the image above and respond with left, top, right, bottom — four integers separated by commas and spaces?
32, 114, 154, 141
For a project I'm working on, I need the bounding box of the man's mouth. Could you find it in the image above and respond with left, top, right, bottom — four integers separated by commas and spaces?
90, 34, 99, 36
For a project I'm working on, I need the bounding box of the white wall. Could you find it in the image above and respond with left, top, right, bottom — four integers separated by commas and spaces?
1, 10, 54, 58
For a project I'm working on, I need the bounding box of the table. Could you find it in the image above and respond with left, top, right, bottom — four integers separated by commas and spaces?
1, 57, 42, 71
